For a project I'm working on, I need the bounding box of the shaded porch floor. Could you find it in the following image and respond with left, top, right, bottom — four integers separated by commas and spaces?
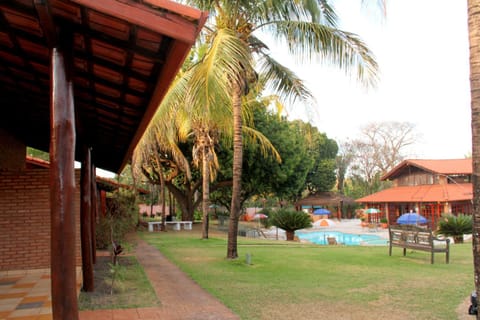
0, 235, 239, 320
0, 269, 65, 320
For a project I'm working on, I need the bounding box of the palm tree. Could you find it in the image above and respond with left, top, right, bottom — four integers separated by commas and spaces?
468, 1, 480, 316
183, 0, 380, 258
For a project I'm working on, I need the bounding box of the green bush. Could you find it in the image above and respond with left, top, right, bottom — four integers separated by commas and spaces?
270, 208, 312, 241
437, 213, 472, 243
96, 189, 138, 249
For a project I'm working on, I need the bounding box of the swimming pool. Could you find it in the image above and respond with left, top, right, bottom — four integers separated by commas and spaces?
297, 231, 387, 246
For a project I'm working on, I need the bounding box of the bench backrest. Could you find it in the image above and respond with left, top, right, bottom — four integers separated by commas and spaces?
389, 227, 434, 245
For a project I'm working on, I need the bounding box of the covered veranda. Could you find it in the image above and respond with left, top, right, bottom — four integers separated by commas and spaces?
0, 0, 206, 319
295, 191, 356, 220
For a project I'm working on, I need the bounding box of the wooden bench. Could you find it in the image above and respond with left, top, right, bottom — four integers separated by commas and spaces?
388, 225, 450, 264
148, 221, 192, 232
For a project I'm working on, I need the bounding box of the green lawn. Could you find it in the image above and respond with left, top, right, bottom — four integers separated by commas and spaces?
140, 226, 474, 320
78, 255, 160, 310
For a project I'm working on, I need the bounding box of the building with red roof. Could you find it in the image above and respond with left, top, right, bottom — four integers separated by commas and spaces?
356, 159, 473, 227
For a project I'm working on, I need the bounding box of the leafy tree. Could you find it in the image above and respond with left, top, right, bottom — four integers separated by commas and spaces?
135, 136, 203, 222
336, 141, 355, 193
245, 111, 314, 201
270, 208, 312, 241
211, 110, 308, 210
211, 109, 340, 209
301, 122, 338, 194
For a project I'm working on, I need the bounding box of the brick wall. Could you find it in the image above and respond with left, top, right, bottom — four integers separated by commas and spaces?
0, 168, 81, 271
0, 129, 26, 170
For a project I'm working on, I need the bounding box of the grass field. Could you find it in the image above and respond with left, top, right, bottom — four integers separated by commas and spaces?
141, 224, 474, 320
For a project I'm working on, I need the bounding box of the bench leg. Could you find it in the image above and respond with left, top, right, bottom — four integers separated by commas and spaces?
431, 252, 434, 264
403, 248, 406, 256
148, 224, 153, 232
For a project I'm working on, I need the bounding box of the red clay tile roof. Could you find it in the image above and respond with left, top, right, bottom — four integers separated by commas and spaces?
356, 183, 472, 203
382, 159, 472, 181
295, 192, 356, 207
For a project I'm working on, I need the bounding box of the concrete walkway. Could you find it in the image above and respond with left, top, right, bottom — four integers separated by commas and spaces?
79, 237, 240, 320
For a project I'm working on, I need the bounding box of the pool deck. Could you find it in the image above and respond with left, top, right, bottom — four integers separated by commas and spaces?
262, 219, 389, 242
318, 218, 389, 238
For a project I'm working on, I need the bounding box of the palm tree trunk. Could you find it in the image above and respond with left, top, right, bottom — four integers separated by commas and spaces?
468, 2, 480, 317
227, 84, 243, 259
159, 171, 166, 231
202, 145, 210, 239
129, 159, 140, 226
285, 230, 295, 241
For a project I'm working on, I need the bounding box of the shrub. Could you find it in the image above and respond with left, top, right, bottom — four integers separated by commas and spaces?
437, 213, 472, 243
270, 208, 312, 241
96, 189, 138, 249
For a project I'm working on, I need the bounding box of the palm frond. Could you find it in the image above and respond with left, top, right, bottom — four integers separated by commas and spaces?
267, 21, 379, 87
186, 28, 252, 121
257, 54, 315, 105
243, 126, 281, 163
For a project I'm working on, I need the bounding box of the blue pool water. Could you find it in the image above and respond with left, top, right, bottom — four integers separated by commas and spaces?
297, 231, 387, 246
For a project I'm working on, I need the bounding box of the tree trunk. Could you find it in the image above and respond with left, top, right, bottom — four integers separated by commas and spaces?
202, 145, 210, 239
285, 230, 295, 241
80, 147, 93, 292
468, 2, 480, 319
454, 235, 464, 244
227, 84, 243, 259
165, 180, 200, 221
159, 165, 166, 231
130, 159, 140, 226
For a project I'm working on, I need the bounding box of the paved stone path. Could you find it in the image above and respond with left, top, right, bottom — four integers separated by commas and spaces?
79, 236, 240, 320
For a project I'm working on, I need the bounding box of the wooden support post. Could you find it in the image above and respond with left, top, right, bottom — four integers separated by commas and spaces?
91, 164, 97, 264
49, 47, 79, 320
80, 147, 94, 291
100, 190, 107, 216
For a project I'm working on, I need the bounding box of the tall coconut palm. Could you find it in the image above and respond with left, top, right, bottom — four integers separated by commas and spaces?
468, 1, 480, 317
182, 0, 380, 258
136, 38, 280, 239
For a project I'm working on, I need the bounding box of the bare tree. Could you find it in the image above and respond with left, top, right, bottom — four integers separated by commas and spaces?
343, 121, 418, 194
360, 121, 418, 173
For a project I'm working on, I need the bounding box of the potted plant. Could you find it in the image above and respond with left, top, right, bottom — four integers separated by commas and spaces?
380, 217, 388, 228
437, 213, 472, 243
270, 209, 312, 241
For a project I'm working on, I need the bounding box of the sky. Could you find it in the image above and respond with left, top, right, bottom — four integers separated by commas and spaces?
268, 0, 472, 160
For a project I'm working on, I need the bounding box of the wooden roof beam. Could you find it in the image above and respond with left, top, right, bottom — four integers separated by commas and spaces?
71, 0, 206, 44
34, 0, 58, 47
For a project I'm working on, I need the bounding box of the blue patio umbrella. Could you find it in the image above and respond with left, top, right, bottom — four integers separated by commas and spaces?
313, 208, 331, 215
396, 213, 427, 225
